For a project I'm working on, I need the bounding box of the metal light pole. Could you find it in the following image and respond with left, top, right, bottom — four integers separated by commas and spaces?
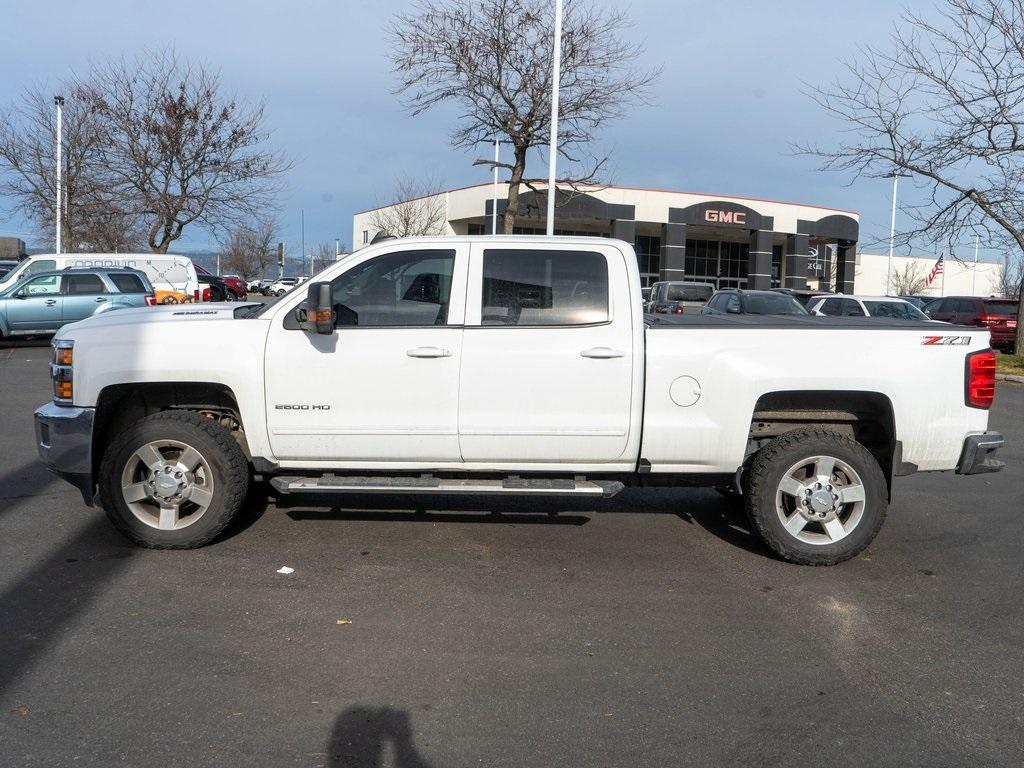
885, 171, 910, 295
54, 95, 64, 254
545, 0, 563, 236
972, 233, 980, 295
492, 139, 500, 235
335, 238, 341, 261
300, 209, 305, 277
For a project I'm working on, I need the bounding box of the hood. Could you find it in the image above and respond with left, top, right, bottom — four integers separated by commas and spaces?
55, 302, 263, 338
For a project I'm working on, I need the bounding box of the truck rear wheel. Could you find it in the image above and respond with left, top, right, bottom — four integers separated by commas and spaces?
744, 429, 887, 566
98, 411, 249, 549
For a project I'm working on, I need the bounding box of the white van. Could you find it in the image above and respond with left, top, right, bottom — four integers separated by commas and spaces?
0, 253, 201, 304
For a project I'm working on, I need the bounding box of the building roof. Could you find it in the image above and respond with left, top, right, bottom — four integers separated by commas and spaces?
354, 181, 859, 217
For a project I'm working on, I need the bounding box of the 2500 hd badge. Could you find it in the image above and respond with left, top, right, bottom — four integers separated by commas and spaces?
274, 404, 331, 410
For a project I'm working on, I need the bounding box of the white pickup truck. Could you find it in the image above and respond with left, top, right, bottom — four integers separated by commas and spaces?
34, 236, 1006, 565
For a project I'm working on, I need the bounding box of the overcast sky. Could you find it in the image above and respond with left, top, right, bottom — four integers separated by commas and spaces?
1, 0, 981, 260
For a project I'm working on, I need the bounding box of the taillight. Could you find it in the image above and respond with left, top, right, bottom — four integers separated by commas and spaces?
965, 348, 996, 409
673, 305, 685, 314
194, 289, 201, 303
202, 287, 211, 302
144, 294, 156, 306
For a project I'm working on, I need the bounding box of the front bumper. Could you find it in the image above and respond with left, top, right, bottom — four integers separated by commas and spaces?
34, 401, 96, 504
956, 432, 1006, 475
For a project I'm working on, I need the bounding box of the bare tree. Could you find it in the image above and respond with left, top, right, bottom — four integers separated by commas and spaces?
367, 176, 447, 238
890, 261, 930, 296
310, 242, 341, 274
800, 0, 1024, 349
389, 0, 657, 234
997, 253, 1023, 299
78, 49, 289, 253
219, 218, 277, 280
0, 87, 143, 251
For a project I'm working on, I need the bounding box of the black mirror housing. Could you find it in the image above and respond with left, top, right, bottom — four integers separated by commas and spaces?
295, 281, 334, 334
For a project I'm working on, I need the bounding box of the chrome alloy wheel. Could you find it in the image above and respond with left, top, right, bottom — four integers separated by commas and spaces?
120, 440, 215, 530
775, 454, 866, 546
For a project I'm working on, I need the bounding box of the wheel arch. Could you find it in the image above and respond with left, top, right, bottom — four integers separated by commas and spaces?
93, 381, 249, 482
746, 390, 897, 494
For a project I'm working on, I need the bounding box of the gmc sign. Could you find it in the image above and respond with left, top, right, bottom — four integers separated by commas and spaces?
704, 210, 747, 225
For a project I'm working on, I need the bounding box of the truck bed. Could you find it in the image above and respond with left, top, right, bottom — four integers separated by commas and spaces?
645, 314, 955, 331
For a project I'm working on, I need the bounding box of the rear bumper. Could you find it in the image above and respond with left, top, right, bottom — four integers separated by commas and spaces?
34, 401, 96, 504
956, 432, 1006, 475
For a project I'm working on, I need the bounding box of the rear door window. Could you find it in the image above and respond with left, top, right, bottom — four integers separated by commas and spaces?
818, 298, 842, 315
108, 273, 147, 293
840, 299, 865, 316
481, 249, 609, 326
65, 273, 107, 295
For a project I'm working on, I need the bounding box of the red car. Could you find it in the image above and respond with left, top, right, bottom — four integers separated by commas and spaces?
194, 264, 247, 301
924, 296, 1019, 351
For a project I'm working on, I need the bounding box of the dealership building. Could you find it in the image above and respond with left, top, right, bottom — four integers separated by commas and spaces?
353, 183, 1004, 296
354, 182, 865, 291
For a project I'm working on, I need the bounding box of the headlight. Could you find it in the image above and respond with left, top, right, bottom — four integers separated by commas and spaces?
51, 338, 74, 403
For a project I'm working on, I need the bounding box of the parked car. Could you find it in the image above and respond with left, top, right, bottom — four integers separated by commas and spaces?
645, 281, 715, 314
0, 259, 19, 281
197, 273, 229, 302
265, 277, 301, 297
0, 253, 199, 305
195, 265, 247, 300
247, 277, 276, 293
703, 289, 809, 316
0, 267, 154, 338
35, 236, 1004, 567
808, 295, 930, 321
923, 296, 1019, 351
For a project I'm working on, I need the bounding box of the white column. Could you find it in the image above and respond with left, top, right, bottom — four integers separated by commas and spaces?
545, 0, 563, 237
492, 140, 500, 235
54, 95, 64, 254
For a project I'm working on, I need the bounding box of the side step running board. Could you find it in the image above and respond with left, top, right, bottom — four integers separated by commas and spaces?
269, 474, 624, 498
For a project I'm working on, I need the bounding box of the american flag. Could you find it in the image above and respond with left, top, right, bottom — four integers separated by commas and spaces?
926, 254, 944, 286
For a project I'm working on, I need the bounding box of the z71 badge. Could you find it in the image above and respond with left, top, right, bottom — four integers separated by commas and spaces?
921, 335, 972, 345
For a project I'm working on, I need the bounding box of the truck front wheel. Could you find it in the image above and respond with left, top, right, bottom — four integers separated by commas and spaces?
98, 411, 250, 548
744, 429, 887, 566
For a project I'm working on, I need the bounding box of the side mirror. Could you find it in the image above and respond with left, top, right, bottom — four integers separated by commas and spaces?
13, 290, 27, 299
295, 282, 334, 334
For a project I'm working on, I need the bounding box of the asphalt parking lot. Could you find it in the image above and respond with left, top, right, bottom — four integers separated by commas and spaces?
1, 340, 1022, 767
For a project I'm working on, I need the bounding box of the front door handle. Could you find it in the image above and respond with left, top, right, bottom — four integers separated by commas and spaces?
406, 346, 452, 358
45, 299, 57, 305
581, 346, 626, 359
95, 297, 107, 302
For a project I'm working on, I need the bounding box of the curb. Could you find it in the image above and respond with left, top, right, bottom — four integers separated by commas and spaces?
996, 373, 1024, 384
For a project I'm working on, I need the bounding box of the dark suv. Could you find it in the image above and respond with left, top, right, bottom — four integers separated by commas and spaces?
703, 289, 809, 316
924, 296, 1018, 351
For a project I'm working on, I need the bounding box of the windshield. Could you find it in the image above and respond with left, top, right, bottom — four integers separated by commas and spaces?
983, 300, 1018, 316
743, 294, 809, 315
864, 300, 928, 320
667, 284, 713, 302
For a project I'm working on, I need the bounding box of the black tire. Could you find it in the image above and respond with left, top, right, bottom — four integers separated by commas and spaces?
744, 428, 887, 566
98, 411, 250, 549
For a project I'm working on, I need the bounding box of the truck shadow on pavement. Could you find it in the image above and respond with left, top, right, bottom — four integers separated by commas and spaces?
268, 485, 774, 559
327, 706, 434, 768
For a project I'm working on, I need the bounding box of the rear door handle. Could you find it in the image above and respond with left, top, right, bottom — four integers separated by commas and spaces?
95, 297, 107, 302
44, 299, 57, 305
580, 346, 626, 359
406, 346, 452, 358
